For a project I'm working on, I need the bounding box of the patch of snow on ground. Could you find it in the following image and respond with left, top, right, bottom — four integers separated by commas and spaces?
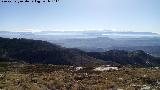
94, 66, 118, 71
141, 85, 150, 90
75, 67, 83, 71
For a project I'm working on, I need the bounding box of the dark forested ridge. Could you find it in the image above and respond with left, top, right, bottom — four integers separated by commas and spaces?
87, 50, 160, 67
0, 37, 160, 67
0, 37, 105, 66
112, 46, 160, 57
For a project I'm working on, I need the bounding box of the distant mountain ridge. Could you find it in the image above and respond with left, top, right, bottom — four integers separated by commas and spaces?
1, 31, 160, 56
0, 30, 159, 39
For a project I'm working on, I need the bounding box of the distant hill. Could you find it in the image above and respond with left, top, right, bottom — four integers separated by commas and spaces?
0, 37, 105, 66
112, 46, 160, 57
87, 50, 160, 67
80, 46, 160, 57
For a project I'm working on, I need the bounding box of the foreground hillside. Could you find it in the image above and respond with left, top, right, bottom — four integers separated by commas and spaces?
0, 64, 160, 90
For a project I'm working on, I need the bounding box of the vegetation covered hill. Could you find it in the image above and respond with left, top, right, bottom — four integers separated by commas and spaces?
0, 37, 105, 66
87, 50, 160, 67
113, 46, 160, 57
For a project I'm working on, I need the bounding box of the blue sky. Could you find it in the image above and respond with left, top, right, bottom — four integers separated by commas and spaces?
0, 0, 160, 33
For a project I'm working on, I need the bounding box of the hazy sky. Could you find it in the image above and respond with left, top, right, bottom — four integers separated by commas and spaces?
0, 0, 160, 33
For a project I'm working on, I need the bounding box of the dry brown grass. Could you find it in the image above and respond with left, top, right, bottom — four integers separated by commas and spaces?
0, 64, 160, 90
